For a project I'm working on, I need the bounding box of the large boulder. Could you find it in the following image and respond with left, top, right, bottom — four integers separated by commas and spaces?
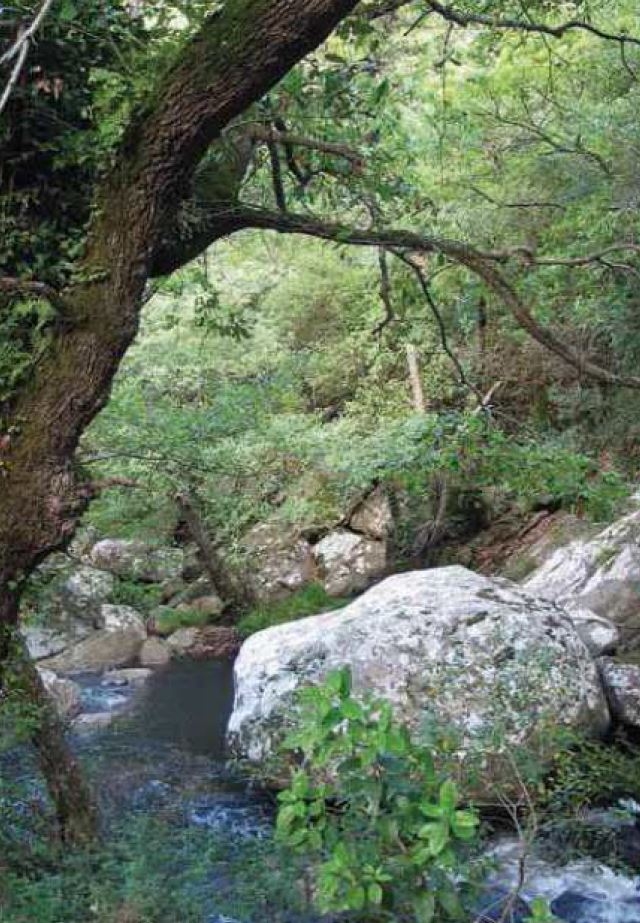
139, 637, 171, 667
227, 567, 609, 785
312, 529, 386, 597
39, 605, 146, 674
22, 625, 71, 661
169, 625, 242, 660
524, 509, 640, 650
241, 522, 316, 602
90, 539, 184, 583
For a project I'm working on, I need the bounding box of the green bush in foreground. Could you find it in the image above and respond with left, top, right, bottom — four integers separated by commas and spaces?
276, 668, 481, 921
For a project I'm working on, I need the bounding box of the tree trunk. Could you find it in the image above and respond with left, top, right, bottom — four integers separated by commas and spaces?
406, 343, 427, 413
1, 618, 98, 845
175, 491, 255, 612
0, 0, 359, 841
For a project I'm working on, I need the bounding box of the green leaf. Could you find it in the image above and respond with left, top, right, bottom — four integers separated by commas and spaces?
413, 892, 435, 923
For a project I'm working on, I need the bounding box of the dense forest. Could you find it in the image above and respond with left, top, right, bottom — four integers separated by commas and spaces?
3, 1, 640, 921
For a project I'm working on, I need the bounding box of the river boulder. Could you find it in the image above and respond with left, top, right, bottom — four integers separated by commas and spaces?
599, 658, 640, 729
227, 567, 609, 787
524, 508, 640, 651
349, 486, 394, 541
241, 522, 316, 602
57, 565, 116, 620
312, 529, 386, 596
39, 604, 146, 673
38, 668, 82, 719
90, 539, 185, 583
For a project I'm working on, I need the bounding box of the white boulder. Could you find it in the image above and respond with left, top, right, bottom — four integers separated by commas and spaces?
599, 659, 640, 729
312, 529, 386, 597
524, 509, 640, 650
227, 567, 609, 784
90, 539, 184, 583
38, 668, 82, 719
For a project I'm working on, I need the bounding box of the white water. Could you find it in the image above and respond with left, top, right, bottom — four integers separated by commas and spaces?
492, 838, 640, 922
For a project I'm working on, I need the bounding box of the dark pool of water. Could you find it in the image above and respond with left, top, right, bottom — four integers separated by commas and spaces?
129, 658, 235, 758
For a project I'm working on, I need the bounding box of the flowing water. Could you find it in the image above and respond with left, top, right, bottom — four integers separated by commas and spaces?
4, 660, 640, 922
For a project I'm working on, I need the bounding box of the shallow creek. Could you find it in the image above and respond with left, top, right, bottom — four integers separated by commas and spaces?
5, 660, 640, 922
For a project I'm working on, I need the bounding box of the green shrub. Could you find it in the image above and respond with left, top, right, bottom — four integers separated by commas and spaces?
0, 815, 307, 923
152, 605, 212, 636
110, 579, 164, 614
276, 668, 481, 921
237, 583, 348, 637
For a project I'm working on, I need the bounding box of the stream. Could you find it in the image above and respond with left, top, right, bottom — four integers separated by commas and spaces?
4, 660, 640, 922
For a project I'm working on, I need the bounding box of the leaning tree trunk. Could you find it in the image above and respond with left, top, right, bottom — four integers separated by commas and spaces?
175, 491, 256, 613
0, 0, 360, 844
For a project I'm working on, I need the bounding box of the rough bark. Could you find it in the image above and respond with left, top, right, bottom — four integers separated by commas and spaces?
0, 625, 98, 845
0, 0, 360, 844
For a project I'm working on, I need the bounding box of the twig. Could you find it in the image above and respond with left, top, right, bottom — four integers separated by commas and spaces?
0, 0, 56, 116
393, 250, 485, 404
372, 248, 394, 335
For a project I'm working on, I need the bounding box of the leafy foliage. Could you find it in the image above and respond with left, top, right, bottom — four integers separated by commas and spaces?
237, 583, 348, 637
276, 668, 481, 921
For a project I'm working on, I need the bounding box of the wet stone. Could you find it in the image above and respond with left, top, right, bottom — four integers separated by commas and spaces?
551, 890, 640, 923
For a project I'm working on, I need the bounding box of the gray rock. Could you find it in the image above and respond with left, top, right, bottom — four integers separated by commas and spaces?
241, 522, 315, 602
40, 605, 146, 674
166, 627, 199, 656
312, 529, 386, 596
139, 636, 171, 667
37, 668, 82, 718
562, 602, 620, 656
58, 565, 115, 620
227, 567, 609, 787
177, 594, 224, 617
21, 625, 69, 660
524, 509, 640, 650
349, 486, 394, 540
600, 659, 640, 728
90, 539, 184, 583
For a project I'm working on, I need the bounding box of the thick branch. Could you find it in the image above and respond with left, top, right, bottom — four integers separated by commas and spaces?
217, 205, 640, 390
366, 0, 640, 46
425, 1, 640, 47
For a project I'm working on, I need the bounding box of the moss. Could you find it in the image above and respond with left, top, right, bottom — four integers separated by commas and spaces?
502, 553, 538, 582
595, 545, 619, 569
152, 605, 212, 636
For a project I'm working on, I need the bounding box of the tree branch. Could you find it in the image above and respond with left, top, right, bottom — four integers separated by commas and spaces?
372, 248, 395, 335
393, 251, 484, 402
0, 276, 65, 311
246, 125, 363, 166
217, 205, 640, 390
426, 0, 640, 46
0, 0, 56, 116
364, 0, 640, 46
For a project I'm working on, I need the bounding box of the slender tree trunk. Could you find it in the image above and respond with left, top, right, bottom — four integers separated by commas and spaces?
175, 491, 255, 612
406, 343, 427, 413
